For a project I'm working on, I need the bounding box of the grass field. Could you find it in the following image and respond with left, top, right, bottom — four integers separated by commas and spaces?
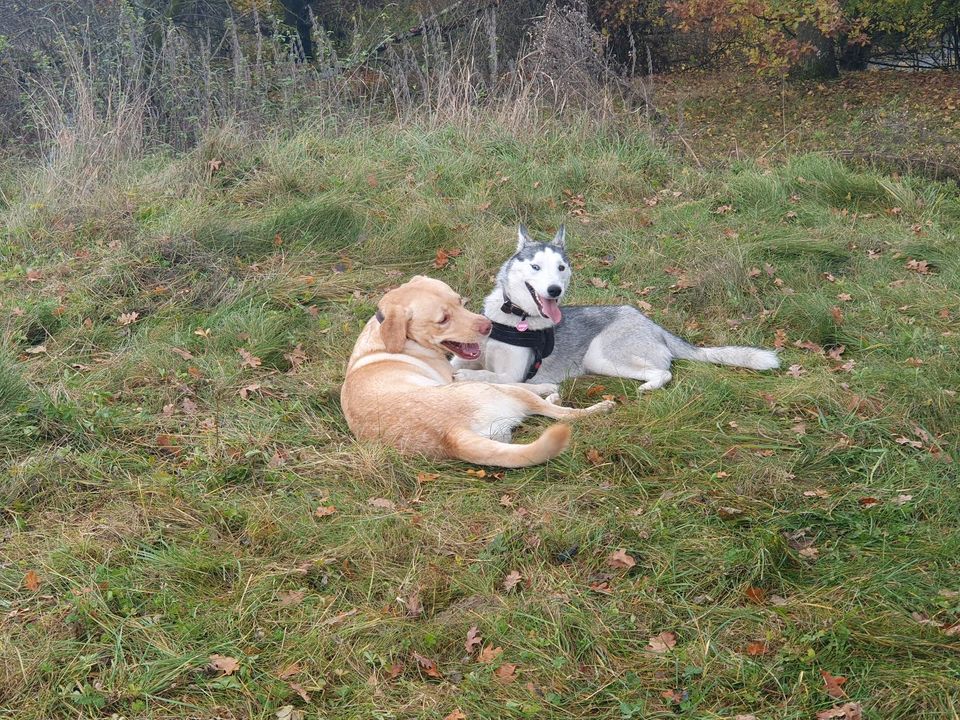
1, 104, 959, 719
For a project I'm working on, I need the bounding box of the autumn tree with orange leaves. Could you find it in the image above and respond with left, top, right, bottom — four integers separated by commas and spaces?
665, 0, 868, 77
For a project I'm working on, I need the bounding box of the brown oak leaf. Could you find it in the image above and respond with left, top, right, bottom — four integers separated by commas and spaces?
607, 549, 636, 570
209, 654, 241, 675
646, 631, 677, 654
465, 626, 483, 654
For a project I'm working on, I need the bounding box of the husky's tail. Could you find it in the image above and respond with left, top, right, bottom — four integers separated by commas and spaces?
443, 423, 571, 468
664, 332, 779, 370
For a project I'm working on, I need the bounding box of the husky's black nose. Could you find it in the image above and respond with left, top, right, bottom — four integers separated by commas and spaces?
547, 285, 562, 298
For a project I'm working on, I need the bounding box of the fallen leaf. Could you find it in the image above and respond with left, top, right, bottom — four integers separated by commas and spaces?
208, 158, 224, 172
278, 590, 306, 607
499, 494, 513, 507
23, 570, 40, 591
275, 706, 304, 720
858, 497, 881, 508
830, 306, 844, 324
745, 586, 767, 604
284, 344, 307, 373
443, 711, 467, 720
892, 494, 913, 506
181, 397, 198, 415
368, 497, 396, 510
905, 258, 930, 274
804, 488, 830, 498
465, 626, 483, 654
118, 311, 139, 326
387, 662, 403, 679
209, 654, 241, 676
905, 357, 923, 367
748, 267, 761, 278
155, 433, 178, 448
277, 662, 301, 680
405, 591, 422, 617
735, 715, 759, 720
494, 662, 518, 683
585, 447, 604, 465
662, 688, 685, 704
816, 702, 863, 720
827, 345, 846, 361
646, 631, 677, 654
502, 570, 523, 592
417, 472, 438, 483
773, 328, 788, 349
837, 293, 853, 302
786, 364, 805, 378
794, 339, 823, 353
324, 608, 358, 625
238, 348, 262, 369
26, 269, 42, 282
799, 546, 820, 560
25, 344, 47, 355
589, 277, 608, 289
287, 681, 310, 702
820, 670, 847, 698
712, 204, 733, 214
466, 468, 487, 479
239, 383, 262, 400
718, 506, 743, 519
895, 436, 923, 449
478, 645, 503, 664
432, 247, 461, 270
366, 173, 379, 188
314, 505, 337, 518
745, 641, 769, 656
607, 549, 636, 570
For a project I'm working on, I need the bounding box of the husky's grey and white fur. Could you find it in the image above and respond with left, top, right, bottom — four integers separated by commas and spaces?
453, 225, 780, 391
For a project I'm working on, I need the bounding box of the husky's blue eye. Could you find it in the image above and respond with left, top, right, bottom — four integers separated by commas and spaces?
531, 264, 540, 271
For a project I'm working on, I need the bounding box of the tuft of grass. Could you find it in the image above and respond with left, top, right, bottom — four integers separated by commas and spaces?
1, 108, 958, 720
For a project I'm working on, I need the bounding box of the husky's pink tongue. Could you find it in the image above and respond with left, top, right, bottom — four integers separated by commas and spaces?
540, 297, 562, 323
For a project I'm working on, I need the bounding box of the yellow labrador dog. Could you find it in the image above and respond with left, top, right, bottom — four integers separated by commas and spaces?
341, 276, 614, 467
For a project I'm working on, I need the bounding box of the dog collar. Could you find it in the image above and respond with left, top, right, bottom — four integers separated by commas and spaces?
500, 295, 529, 320
489, 322, 555, 382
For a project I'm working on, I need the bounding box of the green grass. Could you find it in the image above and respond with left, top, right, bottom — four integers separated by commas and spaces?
1, 114, 958, 720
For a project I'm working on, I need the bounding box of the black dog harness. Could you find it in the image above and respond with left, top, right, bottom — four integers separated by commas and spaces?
489, 295, 555, 381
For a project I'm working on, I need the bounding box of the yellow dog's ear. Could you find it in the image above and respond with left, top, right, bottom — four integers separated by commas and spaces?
377, 302, 408, 353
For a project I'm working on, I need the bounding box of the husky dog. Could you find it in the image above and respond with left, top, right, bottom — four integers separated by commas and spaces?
452, 225, 779, 391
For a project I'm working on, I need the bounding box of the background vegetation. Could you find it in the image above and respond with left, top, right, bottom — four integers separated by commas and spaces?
1, 2, 958, 719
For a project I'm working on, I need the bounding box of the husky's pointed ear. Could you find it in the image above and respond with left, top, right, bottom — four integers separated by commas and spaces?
516, 224, 534, 252
552, 224, 566, 250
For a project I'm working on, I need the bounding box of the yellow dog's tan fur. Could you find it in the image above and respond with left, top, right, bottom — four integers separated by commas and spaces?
341, 276, 613, 467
